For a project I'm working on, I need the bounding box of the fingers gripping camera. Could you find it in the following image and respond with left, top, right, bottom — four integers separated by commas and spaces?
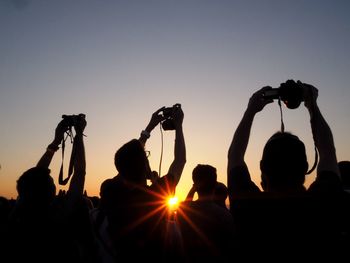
62, 114, 86, 128
263, 79, 303, 109
161, 103, 181, 130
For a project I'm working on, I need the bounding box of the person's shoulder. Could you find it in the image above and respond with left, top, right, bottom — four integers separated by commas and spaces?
308, 170, 342, 194
159, 172, 176, 183
151, 173, 176, 192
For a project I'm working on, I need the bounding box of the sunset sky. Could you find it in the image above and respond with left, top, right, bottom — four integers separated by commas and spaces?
1, 0, 349, 202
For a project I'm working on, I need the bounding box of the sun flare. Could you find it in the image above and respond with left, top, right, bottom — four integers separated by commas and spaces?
167, 196, 179, 210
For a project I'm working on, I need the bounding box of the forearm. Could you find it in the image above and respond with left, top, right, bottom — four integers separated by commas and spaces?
227, 109, 255, 174
175, 127, 186, 163
185, 186, 196, 202
309, 104, 339, 175
68, 134, 86, 196
139, 123, 155, 147
168, 126, 186, 185
36, 140, 60, 168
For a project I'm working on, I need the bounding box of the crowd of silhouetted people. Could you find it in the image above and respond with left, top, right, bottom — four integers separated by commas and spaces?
0, 80, 350, 263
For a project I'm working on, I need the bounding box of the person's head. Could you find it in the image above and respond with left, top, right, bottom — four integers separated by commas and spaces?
338, 161, 350, 189
192, 164, 217, 199
98, 178, 117, 212
260, 132, 308, 192
16, 167, 56, 206
114, 139, 151, 185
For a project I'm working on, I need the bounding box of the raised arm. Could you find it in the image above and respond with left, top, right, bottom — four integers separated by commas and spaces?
301, 81, 340, 177
138, 106, 166, 147
36, 119, 69, 169
227, 86, 273, 175
184, 184, 196, 202
167, 104, 186, 186
67, 115, 87, 197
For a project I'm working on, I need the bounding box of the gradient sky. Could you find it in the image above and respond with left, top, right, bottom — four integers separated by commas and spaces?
1, 0, 350, 202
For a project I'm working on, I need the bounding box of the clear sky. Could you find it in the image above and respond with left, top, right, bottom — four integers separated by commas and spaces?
1, 0, 350, 202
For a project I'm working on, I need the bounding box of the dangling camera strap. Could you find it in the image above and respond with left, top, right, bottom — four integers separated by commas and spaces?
278, 98, 318, 175
306, 146, 318, 175
58, 129, 75, 185
278, 98, 285, 133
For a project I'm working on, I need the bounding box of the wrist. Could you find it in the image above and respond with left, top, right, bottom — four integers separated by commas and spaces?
140, 130, 151, 139
52, 138, 61, 145
145, 123, 155, 133
47, 142, 59, 153
75, 132, 84, 138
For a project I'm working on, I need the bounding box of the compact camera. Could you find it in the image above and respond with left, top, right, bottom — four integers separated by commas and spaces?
161, 104, 181, 130
263, 80, 303, 109
62, 113, 86, 127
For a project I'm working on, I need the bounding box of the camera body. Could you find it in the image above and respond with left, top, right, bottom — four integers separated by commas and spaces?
263, 80, 303, 109
161, 104, 181, 130
62, 113, 86, 127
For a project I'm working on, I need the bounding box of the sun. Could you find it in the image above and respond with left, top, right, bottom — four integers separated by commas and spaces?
167, 196, 179, 210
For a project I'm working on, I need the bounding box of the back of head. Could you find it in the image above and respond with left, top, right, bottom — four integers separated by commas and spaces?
16, 167, 56, 205
99, 177, 119, 212
114, 139, 149, 183
192, 164, 217, 197
261, 132, 308, 191
338, 161, 350, 189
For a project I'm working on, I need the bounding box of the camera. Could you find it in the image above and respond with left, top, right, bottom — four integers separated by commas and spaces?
161, 104, 181, 130
263, 79, 303, 109
62, 113, 86, 127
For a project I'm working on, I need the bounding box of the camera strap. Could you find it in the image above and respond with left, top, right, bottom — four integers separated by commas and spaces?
278, 98, 285, 133
159, 124, 164, 177
306, 145, 318, 175
278, 97, 318, 175
306, 91, 319, 175
58, 129, 75, 185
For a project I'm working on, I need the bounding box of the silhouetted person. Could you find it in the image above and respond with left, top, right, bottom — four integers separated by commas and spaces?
227, 80, 343, 262
5, 115, 97, 263
0, 196, 12, 254
89, 179, 117, 263
337, 160, 350, 255
177, 164, 235, 263
100, 105, 186, 262
185, 180, 228, 209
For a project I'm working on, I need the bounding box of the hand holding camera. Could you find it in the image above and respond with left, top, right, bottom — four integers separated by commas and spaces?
263, 79, 304, 109
62, 113, 86, 135
299, 81, 318, 110
161, 103, 182, 130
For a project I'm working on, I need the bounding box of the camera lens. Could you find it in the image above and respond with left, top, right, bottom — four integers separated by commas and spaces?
279, 81, 303, 109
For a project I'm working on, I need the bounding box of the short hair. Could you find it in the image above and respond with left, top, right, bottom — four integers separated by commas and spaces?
17, 167, 56, 203
99, 177, 118, 212
114, 139, 148, 182
192, 164, 217, 196
261, 132, 308, 188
